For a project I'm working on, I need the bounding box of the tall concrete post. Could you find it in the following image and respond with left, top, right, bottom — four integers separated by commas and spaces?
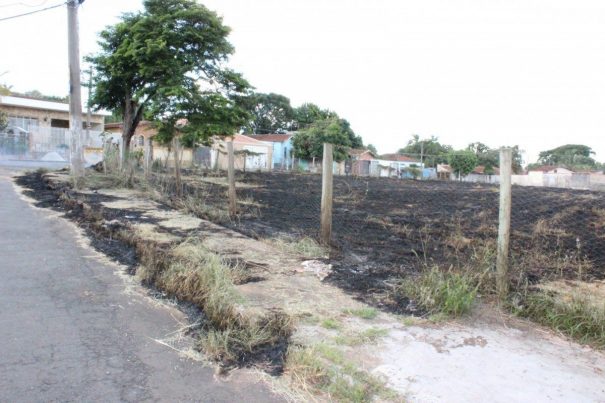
497, 147, 512, 301
320, 143, 334, 245
67, 0, 85, 181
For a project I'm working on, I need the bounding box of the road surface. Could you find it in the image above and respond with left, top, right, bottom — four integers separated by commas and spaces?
0, 166, 282, 402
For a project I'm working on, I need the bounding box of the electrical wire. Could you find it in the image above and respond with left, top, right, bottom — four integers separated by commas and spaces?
0, 0, 65, 22
0, 0, 49, 9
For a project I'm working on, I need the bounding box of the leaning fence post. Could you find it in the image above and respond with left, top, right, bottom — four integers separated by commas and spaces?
227, 140, 237, 218
496, 147, 512, 301
320, 143, 334, 245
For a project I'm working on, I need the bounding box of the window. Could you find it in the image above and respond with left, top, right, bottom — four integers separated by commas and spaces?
8, 116, 39, 131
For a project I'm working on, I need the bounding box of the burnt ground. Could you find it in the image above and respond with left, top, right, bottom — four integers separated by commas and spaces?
17, 169, 605, 312
176, 171, 605, 305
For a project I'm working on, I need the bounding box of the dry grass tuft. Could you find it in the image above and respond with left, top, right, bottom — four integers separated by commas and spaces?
267, 236, 328, 258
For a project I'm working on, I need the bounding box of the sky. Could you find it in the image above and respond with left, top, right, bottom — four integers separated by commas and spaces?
1, 0, 604, 165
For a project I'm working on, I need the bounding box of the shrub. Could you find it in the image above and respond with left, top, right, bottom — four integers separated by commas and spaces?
398, 266, 479, 317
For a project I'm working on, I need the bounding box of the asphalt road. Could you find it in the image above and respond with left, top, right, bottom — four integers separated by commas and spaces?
0, 167, 282, 402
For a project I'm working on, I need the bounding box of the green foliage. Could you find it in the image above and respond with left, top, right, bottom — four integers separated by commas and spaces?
242, 92, 294, 134
398, 135, 452, 167
398, 266, 478, 317
467, 143, 524, 174
537, 144, 597, 170
292, 103, 337, 130
448, 150, 479, 177
516, 291, 605, 348
88, 0, 250, 149
0, 110, 6, 131
21, 90, 69, 103
366, 143, 378, 154
342, 307, 378, 320
0, 83, 12, 95
292, 118, 362, 162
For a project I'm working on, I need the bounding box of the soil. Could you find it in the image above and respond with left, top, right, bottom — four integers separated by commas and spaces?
177, 172, 605, 307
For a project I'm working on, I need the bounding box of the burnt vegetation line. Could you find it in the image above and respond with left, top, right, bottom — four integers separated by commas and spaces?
15, 170, 292, 373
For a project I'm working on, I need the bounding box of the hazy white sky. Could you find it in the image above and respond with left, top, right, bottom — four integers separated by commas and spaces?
1, 0, 604, 164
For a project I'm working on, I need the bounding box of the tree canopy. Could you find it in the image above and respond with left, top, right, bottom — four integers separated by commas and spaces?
398, 135, 452, 167
88, 0, 249, 159
448, 150, 479, 178
242, 92, 294, 134
465, 143, 523, 174
536, 144, 597, 169
292, 103, 336, 130
292, 118, 362, 162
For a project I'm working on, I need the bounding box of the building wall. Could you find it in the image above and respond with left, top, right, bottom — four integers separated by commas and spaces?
211, 139, 272, 171
271, 138, 293, 167
0, 105, 104, 130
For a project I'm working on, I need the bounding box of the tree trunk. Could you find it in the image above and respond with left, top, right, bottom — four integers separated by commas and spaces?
121, 94, 143, 169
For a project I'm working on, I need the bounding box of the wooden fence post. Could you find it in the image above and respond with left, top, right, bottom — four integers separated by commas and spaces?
497, 147, 512, 301
172, 137, 182, 197
227, 140, 237, 218
144, 136, 152, 177
320, 143, 334, 245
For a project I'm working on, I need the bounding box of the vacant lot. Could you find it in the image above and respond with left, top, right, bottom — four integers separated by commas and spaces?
174, 171, 605, 307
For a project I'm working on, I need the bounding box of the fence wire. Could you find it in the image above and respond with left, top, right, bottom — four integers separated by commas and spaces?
136, 161, 605, 299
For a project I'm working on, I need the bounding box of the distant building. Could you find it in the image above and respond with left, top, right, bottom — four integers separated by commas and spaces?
212, 134, 273, 171
251, 134, 293, 169
347, 148, 376, 176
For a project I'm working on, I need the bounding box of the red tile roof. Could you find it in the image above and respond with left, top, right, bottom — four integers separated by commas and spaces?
473, 165, 500, 175
252, 134, 292, 142
380, 153, 420, 163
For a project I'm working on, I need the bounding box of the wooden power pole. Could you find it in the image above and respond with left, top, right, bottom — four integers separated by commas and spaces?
227, 140, 237, 217
67, 0, 85, 181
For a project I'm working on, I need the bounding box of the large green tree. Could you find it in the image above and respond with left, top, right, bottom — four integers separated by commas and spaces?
448, 150, 478, 178
537, 144, 596, 169
398, 135, 453, 167
466, 143, 524, 174
292, 118, 362, 162
242, 92, 294, 134
292, 103, 336, 130
88, 0, 247, 162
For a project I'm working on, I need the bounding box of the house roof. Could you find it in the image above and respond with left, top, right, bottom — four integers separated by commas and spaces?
0, 95, 109, 116
380, 153, 420, 163
348, 148, 376, 157
227, 133, 271, 146
251, 134, 292, 142
473, 165, 500, 175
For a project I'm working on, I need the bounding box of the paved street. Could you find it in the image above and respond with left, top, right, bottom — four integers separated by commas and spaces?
0, 167, 281, 402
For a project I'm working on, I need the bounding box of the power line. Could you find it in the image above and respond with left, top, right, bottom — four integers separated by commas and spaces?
0, 1, 49, 9
0, 0, 64, 22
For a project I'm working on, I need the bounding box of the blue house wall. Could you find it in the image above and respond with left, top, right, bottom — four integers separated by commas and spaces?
270, 138, 293, 168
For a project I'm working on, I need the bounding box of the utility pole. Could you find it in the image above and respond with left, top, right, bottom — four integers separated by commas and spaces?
67, 0, 85, 181
85, 67, 93, 144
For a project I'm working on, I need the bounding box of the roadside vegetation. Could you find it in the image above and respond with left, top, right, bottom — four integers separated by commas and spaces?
515, 290, 605, 349
285, 343, 397, 402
